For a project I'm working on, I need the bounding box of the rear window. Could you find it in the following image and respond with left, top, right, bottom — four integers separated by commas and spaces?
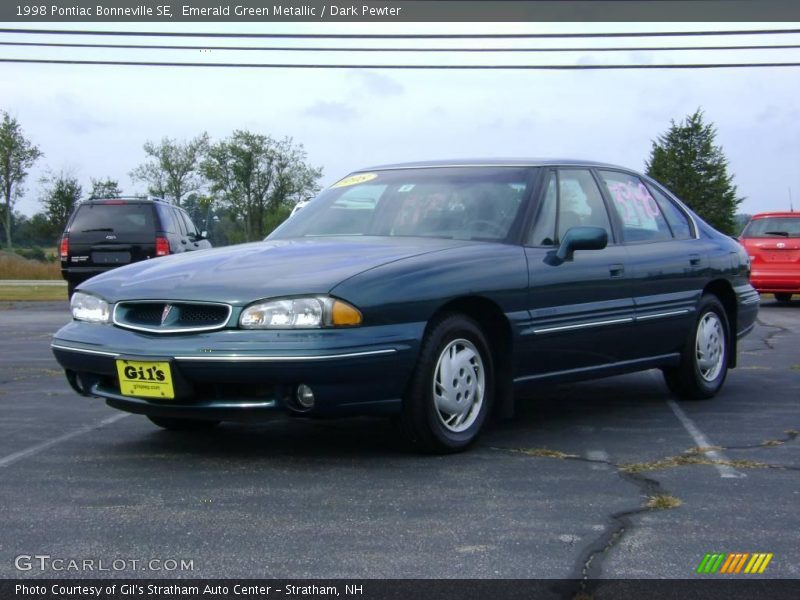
742, 216, 800, 238
70, 203, 156, 235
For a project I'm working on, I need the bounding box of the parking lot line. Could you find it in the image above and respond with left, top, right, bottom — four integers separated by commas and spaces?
0, 413, 129, 469
586, 449, 610, 469
666, 398, 745, 479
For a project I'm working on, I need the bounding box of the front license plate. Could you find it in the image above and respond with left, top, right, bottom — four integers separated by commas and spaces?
115, 359, 175, 400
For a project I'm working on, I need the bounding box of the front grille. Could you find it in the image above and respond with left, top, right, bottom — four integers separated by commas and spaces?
113, 301, 231, 333
125, 304, 163, 326
176, 305, 229, 326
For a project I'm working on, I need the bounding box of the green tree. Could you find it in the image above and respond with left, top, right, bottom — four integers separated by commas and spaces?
201, 132, 321, 241
12, 211, 53, 249
0, 111, 43, 249
646, 109, 742, 235
131, 133, 209, 206
39, 171, 82, 235
89, 177, 122, 198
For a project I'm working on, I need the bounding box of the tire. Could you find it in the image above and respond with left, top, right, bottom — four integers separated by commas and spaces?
67, 281, 77, 299
401, 313, 494, 453
774, 293, 793, 303
147, 416, 221, 431
663, 295, 730, 400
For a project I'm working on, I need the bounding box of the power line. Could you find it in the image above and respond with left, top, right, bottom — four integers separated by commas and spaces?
2, 57, 800, 69
2, 27, 800, 39
2, 40, 800, 53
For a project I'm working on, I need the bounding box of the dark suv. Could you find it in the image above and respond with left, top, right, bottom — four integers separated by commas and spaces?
60, 196, 212, 296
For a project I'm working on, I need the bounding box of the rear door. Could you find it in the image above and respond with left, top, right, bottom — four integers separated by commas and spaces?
67, 201, 157, 268
597, 170, 705, 358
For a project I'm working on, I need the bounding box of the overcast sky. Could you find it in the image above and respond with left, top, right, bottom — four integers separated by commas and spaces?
1, 21, 799, 218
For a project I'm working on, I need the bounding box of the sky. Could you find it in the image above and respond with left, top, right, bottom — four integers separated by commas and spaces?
1, 21, 799, 218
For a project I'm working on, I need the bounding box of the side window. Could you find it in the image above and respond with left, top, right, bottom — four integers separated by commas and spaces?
172, 207, 188, 236
649, 185, 693, 240
155, 204, 176, 233
557, 169, 612, 242
599, 170, 672, 243
527, 172, 557, 246
180, 210, 198, 237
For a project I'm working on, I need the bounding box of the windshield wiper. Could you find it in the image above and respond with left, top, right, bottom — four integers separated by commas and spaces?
82, 228, 115, 233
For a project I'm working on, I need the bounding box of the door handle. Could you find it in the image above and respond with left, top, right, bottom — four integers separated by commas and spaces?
609, 264, 625, 278
689, 254, 702, 267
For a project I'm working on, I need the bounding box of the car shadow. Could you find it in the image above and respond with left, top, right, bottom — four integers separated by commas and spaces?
115, 372, 673, 462
761, 298, 798, 308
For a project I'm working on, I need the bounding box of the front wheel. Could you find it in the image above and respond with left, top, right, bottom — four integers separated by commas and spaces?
401, 313, 493, 453
774, 293, 793, 303
147, 416, 221, 431
663, 295, 730, 400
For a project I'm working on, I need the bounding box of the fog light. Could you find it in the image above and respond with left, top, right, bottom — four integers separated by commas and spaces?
296, 384, 315, 409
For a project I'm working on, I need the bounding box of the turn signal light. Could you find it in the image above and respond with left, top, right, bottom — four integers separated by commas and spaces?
155, 236, 170, 257
59, 236, 69, 259
331, 299, 362, 326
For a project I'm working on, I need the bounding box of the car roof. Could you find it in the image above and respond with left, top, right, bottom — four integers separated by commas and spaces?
750, 211, 800, 218
82, 196, 170, 205
358, 158, 628, 171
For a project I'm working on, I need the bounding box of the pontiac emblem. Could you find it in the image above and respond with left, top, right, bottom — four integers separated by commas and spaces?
161, 304, 173, 325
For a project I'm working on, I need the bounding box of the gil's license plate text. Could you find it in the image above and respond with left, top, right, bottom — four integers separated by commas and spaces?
115, 360, 175, 399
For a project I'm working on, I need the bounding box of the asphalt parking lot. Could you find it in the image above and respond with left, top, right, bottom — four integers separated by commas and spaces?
0, 299, 797, 581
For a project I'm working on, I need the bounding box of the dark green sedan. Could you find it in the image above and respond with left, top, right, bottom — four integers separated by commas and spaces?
52, 160, 759, 453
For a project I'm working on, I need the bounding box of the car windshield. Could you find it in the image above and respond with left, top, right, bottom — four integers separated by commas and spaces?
742, 216, 800, 238
269, 167, 532, 242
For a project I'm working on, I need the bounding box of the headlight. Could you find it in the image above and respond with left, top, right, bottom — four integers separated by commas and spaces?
71, 292, 111, 323
239, 296, 362, 329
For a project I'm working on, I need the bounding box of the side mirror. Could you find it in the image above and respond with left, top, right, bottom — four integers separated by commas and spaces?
556, 226, 608, 261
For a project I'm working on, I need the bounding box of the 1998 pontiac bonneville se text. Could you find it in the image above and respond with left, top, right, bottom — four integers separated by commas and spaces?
52, 160, 759, 452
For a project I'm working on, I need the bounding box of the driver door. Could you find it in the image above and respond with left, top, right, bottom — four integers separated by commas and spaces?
516, 168, 636, 381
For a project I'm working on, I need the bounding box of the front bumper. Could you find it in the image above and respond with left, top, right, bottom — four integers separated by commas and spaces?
52, 321, 424, 420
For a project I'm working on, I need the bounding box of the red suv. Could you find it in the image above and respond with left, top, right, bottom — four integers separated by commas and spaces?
740, 212, 800, 302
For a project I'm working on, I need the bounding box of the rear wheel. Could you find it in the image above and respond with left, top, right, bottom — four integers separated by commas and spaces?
663, 295, 730, 400
774, 293, 793, 303
147, 416, 220, 431
67, 281, 76, 299
401, 314, 493, 453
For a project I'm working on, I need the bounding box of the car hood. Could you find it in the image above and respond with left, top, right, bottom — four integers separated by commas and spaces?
79, 237, 472, 304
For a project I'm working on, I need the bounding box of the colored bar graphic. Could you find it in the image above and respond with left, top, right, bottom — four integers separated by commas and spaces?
758, 554, 773, 573
696, 554, 712, 574
698, 552, 773, 575
734, 553, 749, 573
720, 553, 736, 573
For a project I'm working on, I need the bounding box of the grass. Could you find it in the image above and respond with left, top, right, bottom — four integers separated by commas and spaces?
508, 447, 579, 459
0, 285, 68, 302
620, 454, 768, 473
645, 495, 683, 510
0, 251, 60, 280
